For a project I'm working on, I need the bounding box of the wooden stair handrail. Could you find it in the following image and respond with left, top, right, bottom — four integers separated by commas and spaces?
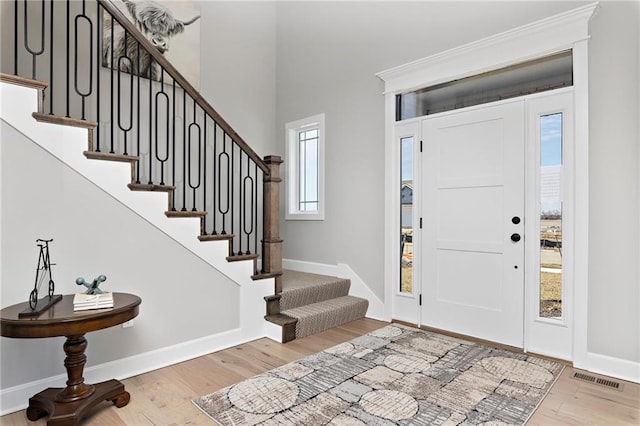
98, 0, 270, 175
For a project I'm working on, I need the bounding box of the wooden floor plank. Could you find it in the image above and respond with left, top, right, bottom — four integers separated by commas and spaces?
2, 318, 638, 425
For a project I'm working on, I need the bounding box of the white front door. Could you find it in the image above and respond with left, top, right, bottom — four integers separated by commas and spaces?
421, 101, 525, 347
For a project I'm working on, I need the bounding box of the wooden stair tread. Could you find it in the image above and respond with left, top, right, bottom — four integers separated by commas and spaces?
165, 210, 207, 218
128, 183, 175, 192
227, 254, 258, 262
84, 151, 139, 163
252, 271, 283, 281
264, 313, 297, 326
198, 234, 234, 242
0, 73, 47, 91
33, 112, 97, 129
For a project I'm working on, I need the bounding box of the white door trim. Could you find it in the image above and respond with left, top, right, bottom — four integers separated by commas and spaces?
377, 3, 598, 364
525, 90, 575, 360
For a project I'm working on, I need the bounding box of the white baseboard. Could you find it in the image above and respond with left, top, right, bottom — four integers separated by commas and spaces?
0, 327, 253, 416
584, 352, 640, 384
282, 259, 386, 321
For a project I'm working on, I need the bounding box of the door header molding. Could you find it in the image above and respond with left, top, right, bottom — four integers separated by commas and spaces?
376, 2, 599, 95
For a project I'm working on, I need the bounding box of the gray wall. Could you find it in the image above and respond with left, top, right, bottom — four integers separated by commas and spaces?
275, 1, 639, 364
587, 1, 639, 362
0, 121, 239, 388
199, 1, 277, 159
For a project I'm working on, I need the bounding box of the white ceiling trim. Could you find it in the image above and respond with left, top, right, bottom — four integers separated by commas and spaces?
376, 2, 599, 94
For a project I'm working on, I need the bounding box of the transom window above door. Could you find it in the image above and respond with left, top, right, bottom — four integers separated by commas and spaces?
396, 50, 573, 120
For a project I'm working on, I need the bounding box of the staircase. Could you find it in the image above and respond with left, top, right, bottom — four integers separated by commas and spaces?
1, 0, 370, 343
266, 270, 369, 342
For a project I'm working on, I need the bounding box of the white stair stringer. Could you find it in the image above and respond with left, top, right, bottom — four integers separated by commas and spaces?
0, 80, 273, 342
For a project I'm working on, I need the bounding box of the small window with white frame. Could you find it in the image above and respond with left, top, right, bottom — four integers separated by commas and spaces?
285, 113, 325, 220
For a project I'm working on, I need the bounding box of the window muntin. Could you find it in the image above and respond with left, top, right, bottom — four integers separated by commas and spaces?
285, 114, 325, 220
298, 129, 319, 212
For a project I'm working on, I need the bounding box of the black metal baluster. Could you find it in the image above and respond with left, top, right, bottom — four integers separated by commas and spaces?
109, 25, 122, 154
73, 0, 93, 122
135, 41, 141, 182
188, 100, 201, 211
13, 0, 18, 75
170, 81, 176, 208
230, 139, 235, 253
107, 14, 116, 153
23, 0, 45, 80
181, 86, 187, 211
218, 133, 229, 234
202, 114, 207, 234
96, 2, 101, 152
48, 0, 53, 114
211, 123, 218, 234
154, 69, 169, 185
243, 155, 255, 255
117, 31, 133, 155
66, 0, 70, 117
252, 162, 260, 256
147, 58, 153, 184
237, 150, 243, 255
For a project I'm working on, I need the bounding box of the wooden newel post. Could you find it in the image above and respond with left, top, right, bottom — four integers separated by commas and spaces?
262, 155, 284, 294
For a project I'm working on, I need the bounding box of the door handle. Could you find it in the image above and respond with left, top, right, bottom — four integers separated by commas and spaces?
510, 233, 521, 242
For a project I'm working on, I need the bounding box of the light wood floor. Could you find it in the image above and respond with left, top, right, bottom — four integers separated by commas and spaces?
2, 318, 638, 425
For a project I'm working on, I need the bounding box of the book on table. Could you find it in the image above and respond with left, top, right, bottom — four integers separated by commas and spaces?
73, 292, 114, 311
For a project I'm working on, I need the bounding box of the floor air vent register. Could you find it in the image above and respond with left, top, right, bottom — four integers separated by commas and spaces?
571, 371, 623, 390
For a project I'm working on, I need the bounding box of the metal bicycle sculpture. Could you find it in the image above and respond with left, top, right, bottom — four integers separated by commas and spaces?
30, 239, 55, 308
20, 239, 62, 317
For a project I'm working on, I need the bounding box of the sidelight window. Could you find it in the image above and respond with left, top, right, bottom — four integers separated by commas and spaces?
400, 136, 414, 294
539, 113, 563, 318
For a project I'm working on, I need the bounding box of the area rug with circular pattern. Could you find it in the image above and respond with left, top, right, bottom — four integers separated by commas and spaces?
193, 324, 564, 425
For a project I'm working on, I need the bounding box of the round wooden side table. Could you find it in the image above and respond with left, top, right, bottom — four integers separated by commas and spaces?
1, 292, 141, 425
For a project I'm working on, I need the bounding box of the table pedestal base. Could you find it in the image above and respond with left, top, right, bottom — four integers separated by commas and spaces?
26, 379, 130, 426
